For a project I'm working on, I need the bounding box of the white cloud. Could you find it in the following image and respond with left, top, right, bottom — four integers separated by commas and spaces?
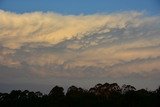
0, 10, 147, 49
0, 10, 160, 78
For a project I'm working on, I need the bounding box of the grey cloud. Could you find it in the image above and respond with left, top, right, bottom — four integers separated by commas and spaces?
0, 10, 160, 80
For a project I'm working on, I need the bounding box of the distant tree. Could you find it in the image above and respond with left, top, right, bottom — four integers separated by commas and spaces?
66, 85, 86, 97
49, 86, 64, 98
35, 91, 43, 98
121, 84, 136, 94
0, 82, 160, 107
156, 86, 160, 95
23, 90, 29, 95
89, 82, 121, 98
9, 90, 22, 100
155, 86, 160, 106
28, 92, 37, 99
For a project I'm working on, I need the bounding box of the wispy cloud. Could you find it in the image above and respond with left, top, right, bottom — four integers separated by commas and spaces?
0, 10, 160, 79
0, 10, 145, 49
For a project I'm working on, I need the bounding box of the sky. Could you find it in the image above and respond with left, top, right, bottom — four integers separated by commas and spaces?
0, 0, 160, 14
0, 0, 160, 93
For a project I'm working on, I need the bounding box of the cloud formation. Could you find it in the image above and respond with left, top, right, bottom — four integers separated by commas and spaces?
0, 10, 160, 79
0, 10, 145, 49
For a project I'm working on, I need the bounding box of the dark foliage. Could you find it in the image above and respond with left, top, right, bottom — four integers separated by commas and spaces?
0, 82, 159, 107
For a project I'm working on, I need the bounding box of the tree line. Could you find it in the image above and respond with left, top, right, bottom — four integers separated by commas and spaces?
0, 82, 160, 107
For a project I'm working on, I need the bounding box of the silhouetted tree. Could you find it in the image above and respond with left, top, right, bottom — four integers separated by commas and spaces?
35, 91, 43, 98
0, 83, 159, 107
122, 84, 136, 94
49, 86, 64, 97
66, 86, 87, 97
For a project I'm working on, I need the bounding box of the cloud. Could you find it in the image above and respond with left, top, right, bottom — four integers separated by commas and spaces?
0, 10, 160, 79
0, 10, 147, 49
106, 57, 160, 77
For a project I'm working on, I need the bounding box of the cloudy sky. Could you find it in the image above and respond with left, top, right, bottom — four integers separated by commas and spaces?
0, 0, 160, 93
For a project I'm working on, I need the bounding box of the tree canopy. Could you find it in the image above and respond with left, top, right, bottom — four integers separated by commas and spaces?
0, 82, 159, 107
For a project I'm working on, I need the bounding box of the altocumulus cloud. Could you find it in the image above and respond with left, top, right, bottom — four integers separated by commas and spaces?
0, 10, 160, 78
